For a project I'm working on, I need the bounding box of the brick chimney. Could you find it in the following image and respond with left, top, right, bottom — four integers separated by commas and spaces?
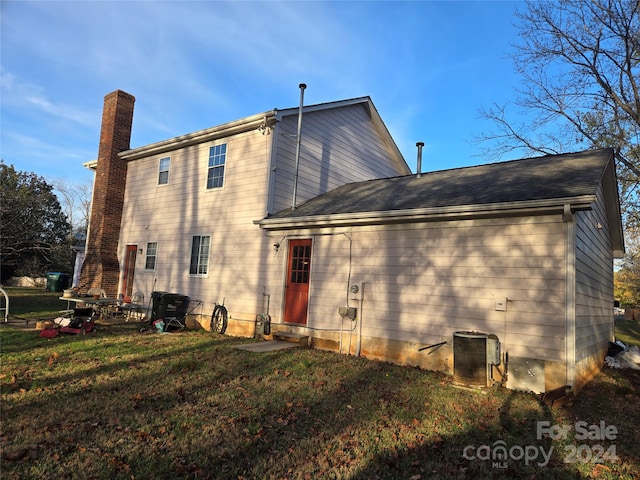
79, 90, 135, 297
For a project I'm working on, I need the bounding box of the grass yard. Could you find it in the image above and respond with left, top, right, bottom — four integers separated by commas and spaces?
2, 287, 64, 320
1, 288, 639, 479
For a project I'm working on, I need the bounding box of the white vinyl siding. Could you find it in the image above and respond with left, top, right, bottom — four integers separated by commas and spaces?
271, 104, 409, 213
301, 215, 567, 362
574, 183, 614, 365
120, 128, 274, 315
120, 100, 407, 318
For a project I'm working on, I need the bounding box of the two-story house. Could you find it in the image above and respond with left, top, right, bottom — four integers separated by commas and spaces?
80, 90, 624, 396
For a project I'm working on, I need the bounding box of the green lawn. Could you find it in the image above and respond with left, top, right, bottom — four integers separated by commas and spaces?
1, 288, 639, 479
1, 287, 64, 319
614, 317, 640, 348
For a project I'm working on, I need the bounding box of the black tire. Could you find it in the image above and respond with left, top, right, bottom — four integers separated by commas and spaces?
263, 315, 271, 336
211, 305, 228, 334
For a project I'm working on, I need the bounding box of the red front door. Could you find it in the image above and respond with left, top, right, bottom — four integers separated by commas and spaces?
283, 239, 312, 325
122, 245, 137, 302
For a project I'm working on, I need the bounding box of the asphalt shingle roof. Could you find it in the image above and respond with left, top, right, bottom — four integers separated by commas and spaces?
268, 149, 613, 219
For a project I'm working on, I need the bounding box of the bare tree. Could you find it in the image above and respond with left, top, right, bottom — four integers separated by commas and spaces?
478, 0, 639, 228
52, 179, 92, 235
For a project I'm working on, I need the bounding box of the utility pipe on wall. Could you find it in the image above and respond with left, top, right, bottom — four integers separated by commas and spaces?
291, 83, 307, 210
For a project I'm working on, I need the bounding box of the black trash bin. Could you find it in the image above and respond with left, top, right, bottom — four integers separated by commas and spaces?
151, 291, 189, 329
151, 291, 169, 320
45, 272, 70, 292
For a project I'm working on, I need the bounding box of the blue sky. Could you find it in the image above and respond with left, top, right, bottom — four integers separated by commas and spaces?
1, 0, 524, 188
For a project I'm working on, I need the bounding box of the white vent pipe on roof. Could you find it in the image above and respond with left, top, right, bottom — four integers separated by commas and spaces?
416, 141, 424, 177
292, 83, 307, 210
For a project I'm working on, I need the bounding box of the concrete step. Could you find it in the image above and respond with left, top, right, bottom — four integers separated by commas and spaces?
273, 331, 309, 346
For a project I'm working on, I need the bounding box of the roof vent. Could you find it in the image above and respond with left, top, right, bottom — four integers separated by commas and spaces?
416, 141, 424, 178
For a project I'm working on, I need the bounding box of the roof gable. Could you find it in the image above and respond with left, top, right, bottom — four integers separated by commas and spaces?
120, 96, 408, 174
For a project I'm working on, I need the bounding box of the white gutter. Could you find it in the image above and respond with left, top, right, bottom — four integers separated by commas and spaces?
119, 112, 277, 161
255, 195, 597, 230
82, 160, 98, 171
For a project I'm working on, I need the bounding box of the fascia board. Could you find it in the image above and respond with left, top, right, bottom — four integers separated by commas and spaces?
255, 195, 597, 230
276, 97, 371, 118
119, 111, 277, 161
601, 157, 625, 257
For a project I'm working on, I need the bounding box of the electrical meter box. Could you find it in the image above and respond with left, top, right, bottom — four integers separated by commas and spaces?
338, 307, 357, 319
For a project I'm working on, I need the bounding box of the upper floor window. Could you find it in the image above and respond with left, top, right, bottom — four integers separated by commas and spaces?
207, 144, 226, 189
158, 157, 170, 185
190, 235, 211, 275
145, 242, 158, 270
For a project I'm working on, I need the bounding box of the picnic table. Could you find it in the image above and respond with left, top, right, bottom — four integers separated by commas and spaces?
59, 296, 120, 320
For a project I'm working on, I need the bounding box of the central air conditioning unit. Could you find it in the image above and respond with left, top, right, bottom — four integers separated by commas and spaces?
453, 331, 500, 387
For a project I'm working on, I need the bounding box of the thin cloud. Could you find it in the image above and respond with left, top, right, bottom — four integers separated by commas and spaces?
5, 131, 94, 162
1, 71, 94, 126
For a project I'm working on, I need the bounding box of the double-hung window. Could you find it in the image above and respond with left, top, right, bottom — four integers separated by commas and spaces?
190, 235, 211, 275
145, 242, 158, 270
207, 144, 226, 189
158, 157, 170, 185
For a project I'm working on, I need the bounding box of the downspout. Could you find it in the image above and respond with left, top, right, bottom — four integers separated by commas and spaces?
563, 204, 576, 388
265, 111, 279, 216
356, 282, 365, 357
291, 83, 306, 210
82, 161, 98, 258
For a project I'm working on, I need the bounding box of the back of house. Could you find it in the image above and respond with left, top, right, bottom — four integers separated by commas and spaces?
79, 90, 624, 397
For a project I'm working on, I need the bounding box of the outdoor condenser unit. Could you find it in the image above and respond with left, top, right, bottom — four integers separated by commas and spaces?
453, 332, 500, 387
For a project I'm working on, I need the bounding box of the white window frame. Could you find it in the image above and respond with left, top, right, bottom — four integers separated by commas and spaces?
145, 242, 158, 270
158, 157, 170, 185
189, 235, 211, 276
206, 144, 226, 189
